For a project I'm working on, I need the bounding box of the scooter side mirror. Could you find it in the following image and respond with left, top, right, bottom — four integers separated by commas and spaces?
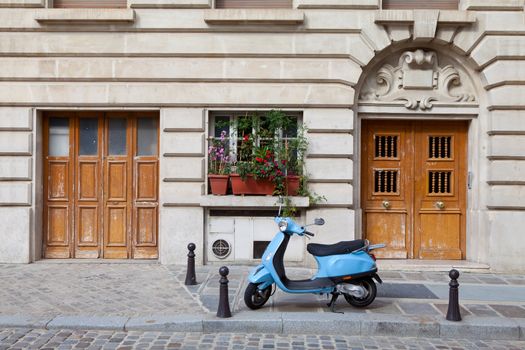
314, 218, 325, 226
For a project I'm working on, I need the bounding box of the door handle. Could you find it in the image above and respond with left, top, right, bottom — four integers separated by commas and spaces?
435, 201, 445, 209
382, 200, 391, 209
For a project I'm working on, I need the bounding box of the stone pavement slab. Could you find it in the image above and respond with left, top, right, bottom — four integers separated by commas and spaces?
47, 316, 129, 330
0, 315, 51, 329
125, 314, 202, 332
438, 316, 521, 340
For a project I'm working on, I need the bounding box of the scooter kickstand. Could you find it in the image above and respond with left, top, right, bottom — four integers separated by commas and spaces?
327, 293, 343, 314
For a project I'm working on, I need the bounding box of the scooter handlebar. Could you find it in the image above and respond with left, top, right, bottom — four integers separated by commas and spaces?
304, 231, 315, 237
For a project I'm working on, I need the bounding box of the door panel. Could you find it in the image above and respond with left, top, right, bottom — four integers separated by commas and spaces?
77, 206, 98, 246
132, 116, 159, 259
414, 122, 467, 259
47, 206, 70, 245
48, 161, 69, 200
136, 162, 158, 201
43, 112, 159, 259
362, 120, 467, 260
44, 116, 73, 258
365, 212, 408, 258
74, 115, 102, 258
362, 120, 412, 258
103, 115, 131, 258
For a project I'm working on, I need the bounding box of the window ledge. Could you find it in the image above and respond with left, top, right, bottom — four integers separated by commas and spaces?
34, 9, 135, 24
200, 195, 309, 208
0, 0, 44, 8
461, 0, 524, 11
204, 9, 305, 25
129, 0, 211, 8
375, 10, 476, 25
297, 0, 379, 9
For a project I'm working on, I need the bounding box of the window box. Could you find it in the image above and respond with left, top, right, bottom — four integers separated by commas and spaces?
230, 174, 274, 195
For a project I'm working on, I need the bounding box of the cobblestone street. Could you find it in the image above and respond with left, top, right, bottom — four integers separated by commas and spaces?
1, 328, 524, 350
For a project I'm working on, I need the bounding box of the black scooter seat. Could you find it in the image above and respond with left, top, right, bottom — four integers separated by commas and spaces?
307, 239, 366, 257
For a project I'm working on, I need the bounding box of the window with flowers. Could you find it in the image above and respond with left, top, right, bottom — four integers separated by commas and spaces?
208, 111, 306, 197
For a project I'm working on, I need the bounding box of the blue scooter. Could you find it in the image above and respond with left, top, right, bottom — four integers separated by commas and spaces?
245, 212, 385, 312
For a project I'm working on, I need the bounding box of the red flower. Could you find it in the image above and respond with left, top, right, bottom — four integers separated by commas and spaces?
256, 157, 263, 163
261, 170, 266, 175
243, 135, 249, 141
281, 160, 287, 165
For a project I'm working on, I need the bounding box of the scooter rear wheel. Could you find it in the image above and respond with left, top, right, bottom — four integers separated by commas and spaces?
244, 282, 272, 310
343, 278, 377, 308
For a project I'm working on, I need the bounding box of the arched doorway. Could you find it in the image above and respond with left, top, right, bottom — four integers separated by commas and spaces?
357, 48, 478, 260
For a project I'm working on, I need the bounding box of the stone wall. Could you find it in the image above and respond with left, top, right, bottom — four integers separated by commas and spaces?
0, 0, 523, 270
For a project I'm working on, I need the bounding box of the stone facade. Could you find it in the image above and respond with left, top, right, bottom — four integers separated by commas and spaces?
0, 0, 524, 271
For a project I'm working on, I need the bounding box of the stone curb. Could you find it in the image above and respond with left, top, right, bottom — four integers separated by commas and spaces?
0, 313, 523, 340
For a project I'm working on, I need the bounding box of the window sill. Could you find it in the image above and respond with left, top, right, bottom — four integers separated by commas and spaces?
204, 9, 305, 25
200, 195, 309, 208
34, 9, 135, 24
297, 0, 379, 9
129, 0, 211, 8
375, 10, 476, 26
0, 0, 44, 8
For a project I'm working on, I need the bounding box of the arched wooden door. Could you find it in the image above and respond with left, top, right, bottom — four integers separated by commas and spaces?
43, 112, 159, 259
361, 120, 467, 259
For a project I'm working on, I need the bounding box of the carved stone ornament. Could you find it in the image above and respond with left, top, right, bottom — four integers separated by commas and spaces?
359, 49, 476, 110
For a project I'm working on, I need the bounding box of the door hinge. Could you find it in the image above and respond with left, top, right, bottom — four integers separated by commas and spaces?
467, 171, 473, 190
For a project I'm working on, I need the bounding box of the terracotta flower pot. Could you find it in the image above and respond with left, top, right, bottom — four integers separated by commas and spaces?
285, 175, 300, 196
230, 174, 275, 195
209, 174, 229, 195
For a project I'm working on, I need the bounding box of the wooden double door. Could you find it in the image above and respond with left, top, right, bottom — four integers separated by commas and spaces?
361, 120, 467, 260
43, 112, 159, 259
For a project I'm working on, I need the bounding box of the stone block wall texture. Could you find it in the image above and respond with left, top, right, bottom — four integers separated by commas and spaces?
0, 0, 522, 270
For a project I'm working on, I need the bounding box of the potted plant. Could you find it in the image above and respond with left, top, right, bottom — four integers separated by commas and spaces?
208, 130, 230, 195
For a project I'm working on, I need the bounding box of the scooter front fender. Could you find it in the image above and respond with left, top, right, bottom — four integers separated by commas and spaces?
248, 264, 274, 290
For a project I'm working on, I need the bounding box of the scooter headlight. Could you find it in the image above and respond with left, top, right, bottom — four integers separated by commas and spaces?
278, 220, 288, 232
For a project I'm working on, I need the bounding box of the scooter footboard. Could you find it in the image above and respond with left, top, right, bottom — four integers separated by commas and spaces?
248, 264, 274, 290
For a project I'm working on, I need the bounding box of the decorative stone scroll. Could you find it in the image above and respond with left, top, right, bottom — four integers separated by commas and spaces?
359, 49, 476, 110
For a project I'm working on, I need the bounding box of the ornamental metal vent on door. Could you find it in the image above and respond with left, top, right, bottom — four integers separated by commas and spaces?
375, 135, 398, 158
374, 169, 399, 194
429, 136, 452, 159
428, 171, 452, 194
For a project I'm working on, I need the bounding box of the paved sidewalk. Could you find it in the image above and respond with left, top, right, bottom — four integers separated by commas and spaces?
0, 262, 524, 341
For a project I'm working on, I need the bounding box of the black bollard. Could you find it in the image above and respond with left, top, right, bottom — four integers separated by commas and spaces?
184, 243, 197, 286
217, 266, 232, 318
446, 269, 462, 321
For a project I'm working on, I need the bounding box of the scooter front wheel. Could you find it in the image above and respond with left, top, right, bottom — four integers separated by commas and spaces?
244, 282, 272, 310
344, 278, 377, 308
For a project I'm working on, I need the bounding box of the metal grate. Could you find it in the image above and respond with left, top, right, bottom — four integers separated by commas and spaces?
429, 171, 452, 194
374, 170, 398, 194
212, 239, 231, 259
375, 135, 398, 158
429, 136, 452, 159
